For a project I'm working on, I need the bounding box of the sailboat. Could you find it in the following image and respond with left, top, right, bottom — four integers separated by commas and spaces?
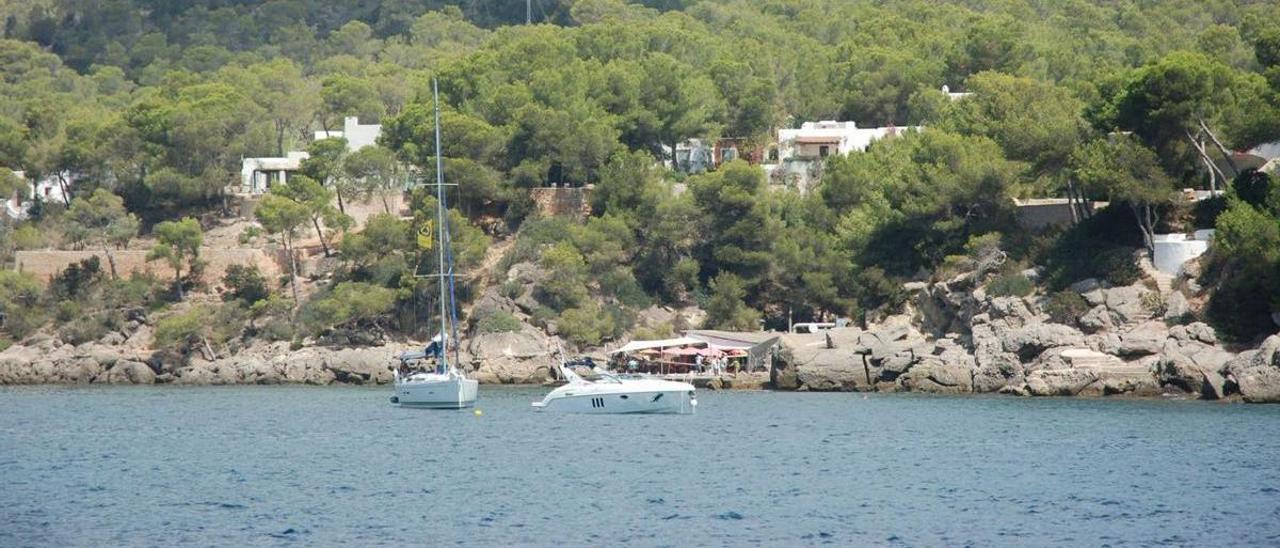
390, 79, 479, 409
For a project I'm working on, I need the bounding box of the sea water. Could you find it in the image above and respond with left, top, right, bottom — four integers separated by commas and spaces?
2, 386, 1278, 547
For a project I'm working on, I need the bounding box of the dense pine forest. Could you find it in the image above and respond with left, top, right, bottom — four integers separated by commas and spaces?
0, 0, 1279, 356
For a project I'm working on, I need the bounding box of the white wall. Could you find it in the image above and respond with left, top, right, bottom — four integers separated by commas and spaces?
1153, 231, 1214, 275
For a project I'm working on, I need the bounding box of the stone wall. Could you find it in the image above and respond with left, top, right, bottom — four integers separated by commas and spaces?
14, 248, 284, 284
530, 187, 592, 219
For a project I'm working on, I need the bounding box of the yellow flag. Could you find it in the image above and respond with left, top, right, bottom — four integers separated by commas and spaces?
417, 221, 433, 250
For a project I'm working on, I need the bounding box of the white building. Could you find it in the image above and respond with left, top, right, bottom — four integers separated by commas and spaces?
313, 116, 383, 152
5, 170, 72, 220
238, 116, 385, 196
239, 151, 310, 195
1153, 230, 1215, 276
941, 84, 972, 101
764, 121, 919, 190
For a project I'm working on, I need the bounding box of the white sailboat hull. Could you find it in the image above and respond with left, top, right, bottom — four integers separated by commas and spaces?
393, 374, 478, 409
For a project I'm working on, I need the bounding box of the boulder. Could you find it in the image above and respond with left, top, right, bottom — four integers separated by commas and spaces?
467, 325, 552, 384
1115, 322, 1168, 357
1025, 368, 1100, 396
57, 356, 103, 383
1081, 288, 1107, 307
988, 296, 1036, 327
1236, 367, 1280, 403
897, 357, 973, 393
1222, 335, 1280, 403
1069, 278, 1103, 294
1078, 305, 1113, 333
1000, 323, 1086, 360
322, 347, 395, 384
1163, 292, 1190, 321
782, 330, 874, 391
103, 360, 156, 385
1103, 285, 1152, 324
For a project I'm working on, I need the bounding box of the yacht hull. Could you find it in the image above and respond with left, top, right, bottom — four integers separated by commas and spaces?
394, 376, 478, 409
534, 388, 696, 414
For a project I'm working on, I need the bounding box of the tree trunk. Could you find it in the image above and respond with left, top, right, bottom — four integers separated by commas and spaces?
1065, 179, 1081, 225
201, 336, 217, 361
380, 193, 390, 214
1186, 129, 1230, 187
1198, 118, 1239, 177
1131, 203, 1155, 256
57, 174, 71, 206
103, 244, 118, 280
311, 216, 330, 256
1202, 153, 1217, 194
275, 120, 286, 157
286, 234, 300, 314
335, 189, 346, 215
174, 263, 185, 301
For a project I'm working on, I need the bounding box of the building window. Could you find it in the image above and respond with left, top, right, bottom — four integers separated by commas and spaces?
819, 145, 830, 158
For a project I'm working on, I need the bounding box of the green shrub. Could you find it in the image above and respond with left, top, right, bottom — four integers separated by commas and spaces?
1044, 290, 1089, 325
50, 256, 103, 300
499, 280, 524, 300
558, 304, 615, 347
474, 308, 522, 334
632, 322, 675, 341
12, 224, 44, 250
153, 307, 208, 352
222, 264, 269, 305
0, 271, 45, 339
54, 300, 81, 323
60, 315, 109, 345
987, 271, 1034, 298
1091, 248, 1141, 286
154, 304, 245, 355
301, 282, 397, 333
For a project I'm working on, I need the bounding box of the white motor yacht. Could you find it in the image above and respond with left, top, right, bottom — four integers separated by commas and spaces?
532, 359, 696, 414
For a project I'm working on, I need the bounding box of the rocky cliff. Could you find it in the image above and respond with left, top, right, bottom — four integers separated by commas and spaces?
772, 274, 1280, 402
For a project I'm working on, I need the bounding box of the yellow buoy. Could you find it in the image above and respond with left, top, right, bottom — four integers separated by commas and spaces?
473, 409, 483, 417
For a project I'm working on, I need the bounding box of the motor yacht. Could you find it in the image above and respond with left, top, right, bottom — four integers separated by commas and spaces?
532, 358, 696, 414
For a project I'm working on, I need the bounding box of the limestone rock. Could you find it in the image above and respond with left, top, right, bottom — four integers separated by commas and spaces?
467, 325, 552, 384
103, 360, 156, 385
1070, 278, 1102, 294
1163, 291, 1189, 321
1000, 323, 1086, 360
1025, 368, 1100, 396
1236, 367, 1280, 403
1104, 285, 1152, 324
897, 357, 973, 393
1078, 305, 1113, 333
1115, 322, 1168, 357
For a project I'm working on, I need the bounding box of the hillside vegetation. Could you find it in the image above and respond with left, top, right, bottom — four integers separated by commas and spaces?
0, 0, 1278, 356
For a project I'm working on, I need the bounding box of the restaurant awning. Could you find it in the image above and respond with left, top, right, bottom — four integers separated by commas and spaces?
609, 337, 708, 354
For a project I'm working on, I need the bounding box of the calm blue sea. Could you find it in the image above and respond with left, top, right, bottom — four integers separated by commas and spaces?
2, 386, 1278, 547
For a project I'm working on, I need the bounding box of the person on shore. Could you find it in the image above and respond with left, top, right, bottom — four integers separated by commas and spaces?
695, 354, 704, 375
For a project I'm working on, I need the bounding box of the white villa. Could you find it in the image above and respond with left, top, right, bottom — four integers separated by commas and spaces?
238, 116, 383, 195
314, 116, 383, 152
764, 121, 919, 190
5, 170, 73, 220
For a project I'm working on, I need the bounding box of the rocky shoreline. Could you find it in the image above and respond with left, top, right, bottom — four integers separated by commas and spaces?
772, 274, 1280, 403
3, 274, 1278, 403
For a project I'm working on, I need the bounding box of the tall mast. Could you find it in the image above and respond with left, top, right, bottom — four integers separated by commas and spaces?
433, 78, 450, 371
526, 0, 532, 25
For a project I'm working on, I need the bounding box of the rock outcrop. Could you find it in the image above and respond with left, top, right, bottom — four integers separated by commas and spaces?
771, 276, 1277, 402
